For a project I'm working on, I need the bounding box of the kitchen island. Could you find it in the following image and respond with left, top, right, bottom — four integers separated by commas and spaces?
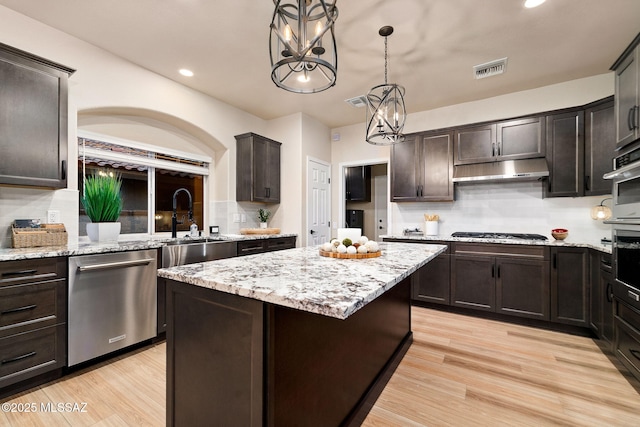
157, 242, 446, 427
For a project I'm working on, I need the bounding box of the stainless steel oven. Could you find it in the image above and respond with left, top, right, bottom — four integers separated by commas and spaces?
606, 142, 640, 381
606, 142, 640, 219
612, 225, 640, 307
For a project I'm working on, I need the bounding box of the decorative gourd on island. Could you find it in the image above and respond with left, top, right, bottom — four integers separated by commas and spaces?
319, 236, 381, 259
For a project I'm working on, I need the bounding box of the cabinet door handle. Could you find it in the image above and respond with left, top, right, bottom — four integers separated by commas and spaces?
629, 107, 635, 131
2, 351, 36, 365
491, 143, 496, 157
491, 265, 495, 278
1, 304, 37, 315
497, 142, 501, 157
606, 282, 613, 303
497, 265, 501, 278
61, 160, 67, 180
585, 176, 590, 192
553, 253, 557, 269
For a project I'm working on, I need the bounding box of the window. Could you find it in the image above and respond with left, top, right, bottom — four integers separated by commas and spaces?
78, 132, 210, 236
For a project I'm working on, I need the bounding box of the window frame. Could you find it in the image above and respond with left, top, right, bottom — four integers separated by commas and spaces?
78, 130, 211, 237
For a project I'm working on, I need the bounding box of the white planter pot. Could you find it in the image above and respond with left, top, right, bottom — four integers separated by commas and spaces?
87, 222, 121, 243
260, 222, 268, 229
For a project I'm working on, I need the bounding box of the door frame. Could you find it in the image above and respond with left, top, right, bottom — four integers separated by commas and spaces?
306, 156, 332, 247
338, 158, 390, 239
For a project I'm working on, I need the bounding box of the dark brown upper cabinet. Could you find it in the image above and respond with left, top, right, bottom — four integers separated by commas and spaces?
0, 43, 74, 189
345, 166, 371, 202
235, 132, 281, 204
454, 117, 545, 165
611, 32, 640, 150
584, 97, 615, 196
545, 109, 584, 198
390, 130, 454, 202
545, 97, 615, 198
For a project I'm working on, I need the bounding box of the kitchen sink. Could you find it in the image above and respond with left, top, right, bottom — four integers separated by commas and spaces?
161, 239, 237, 267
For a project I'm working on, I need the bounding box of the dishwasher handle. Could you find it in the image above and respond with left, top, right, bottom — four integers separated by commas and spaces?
77, 258, 155, 272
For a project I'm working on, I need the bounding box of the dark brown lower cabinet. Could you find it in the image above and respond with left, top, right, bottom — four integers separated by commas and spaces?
550, 247, 589, 326
451, 254, 495, 312
411, 244, 450, 305
590, 250, 614, 343
451, 243, 550, 320
0, 257, 67, 395
496, 257, 550, 320
165, 277, 412, 426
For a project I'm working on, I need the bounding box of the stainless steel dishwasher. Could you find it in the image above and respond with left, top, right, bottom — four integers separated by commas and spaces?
68, 249, 157, 366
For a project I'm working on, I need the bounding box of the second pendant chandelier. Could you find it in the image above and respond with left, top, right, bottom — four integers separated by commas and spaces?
366, 26, 406, 145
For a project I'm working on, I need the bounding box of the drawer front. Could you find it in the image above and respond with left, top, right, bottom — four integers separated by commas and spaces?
0, 324, 66, 387
265, 237, 295, 251
617, 298, 640, 332
453, 243, 547, 259
613, 281, 640, 313
237, 240, 266, 256
0, 280, 65, 336
614, 316, 640, 381
0, 257, 66, 287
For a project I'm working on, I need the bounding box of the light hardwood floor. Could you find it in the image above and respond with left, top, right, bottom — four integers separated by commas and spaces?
2, 307, 639, 426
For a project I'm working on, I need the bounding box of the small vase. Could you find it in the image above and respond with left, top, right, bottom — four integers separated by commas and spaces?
260, 222, 268, 229
87, 222, 121, 243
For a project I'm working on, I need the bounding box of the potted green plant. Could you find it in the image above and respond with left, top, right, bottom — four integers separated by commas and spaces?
258, 208, 271, 229
81, 171, 123, 242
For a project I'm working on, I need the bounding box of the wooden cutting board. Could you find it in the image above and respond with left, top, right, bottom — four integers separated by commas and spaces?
240, 228, 281, 235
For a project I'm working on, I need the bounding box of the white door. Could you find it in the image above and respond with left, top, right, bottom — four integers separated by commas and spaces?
307, 159, 331, 246
374, 173, 388, 241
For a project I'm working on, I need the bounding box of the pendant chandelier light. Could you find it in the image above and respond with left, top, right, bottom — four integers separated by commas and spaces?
269, 0, 338, 94
366, 26, 406, 145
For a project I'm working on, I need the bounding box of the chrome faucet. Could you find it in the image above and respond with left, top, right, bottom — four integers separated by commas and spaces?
171, 188, 193, 238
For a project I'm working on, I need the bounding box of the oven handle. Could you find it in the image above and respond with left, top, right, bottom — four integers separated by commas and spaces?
603, 161, 640, 180
77, 258, 155, 272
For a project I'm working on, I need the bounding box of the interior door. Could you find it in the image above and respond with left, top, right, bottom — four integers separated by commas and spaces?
307, 159, 331, 246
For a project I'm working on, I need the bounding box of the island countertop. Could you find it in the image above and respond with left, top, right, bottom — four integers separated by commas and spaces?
157, 241, 446, 320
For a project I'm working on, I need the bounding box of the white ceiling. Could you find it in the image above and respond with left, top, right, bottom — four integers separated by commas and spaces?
1, 0, 639, 129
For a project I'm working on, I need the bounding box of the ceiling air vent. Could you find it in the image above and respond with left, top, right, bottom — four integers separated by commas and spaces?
345, 95, 368, 108
473, 57, 508, 80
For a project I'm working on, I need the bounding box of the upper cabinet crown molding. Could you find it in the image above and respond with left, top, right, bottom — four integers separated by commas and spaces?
0, 43, 75, 189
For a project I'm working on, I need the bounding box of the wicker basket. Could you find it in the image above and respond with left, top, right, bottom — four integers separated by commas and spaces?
12, 223, 68, 248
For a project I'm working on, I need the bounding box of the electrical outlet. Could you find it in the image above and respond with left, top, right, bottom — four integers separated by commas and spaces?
47, 210, 61, 224
233, 214, 240, 223
240, 214, 246, 223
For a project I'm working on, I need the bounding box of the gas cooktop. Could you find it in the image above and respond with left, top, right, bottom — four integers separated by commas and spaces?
451, 232, 548, 241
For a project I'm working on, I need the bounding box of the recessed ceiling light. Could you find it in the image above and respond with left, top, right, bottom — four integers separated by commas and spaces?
179, 69, 194, 77
524, 0, 546, 8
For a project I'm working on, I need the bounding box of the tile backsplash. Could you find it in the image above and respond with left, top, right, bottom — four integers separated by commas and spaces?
391, 181, 612, 245
0, 187, 79, 248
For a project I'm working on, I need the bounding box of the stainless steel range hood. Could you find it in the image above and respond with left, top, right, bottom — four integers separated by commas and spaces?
452, 158, 549, 183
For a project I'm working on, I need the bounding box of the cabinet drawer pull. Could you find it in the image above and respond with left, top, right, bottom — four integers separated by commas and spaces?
2, 351, 36, 365
1, 304, 37, 315
241, 245, 263, 252
606, 282, 613, 303
631, 350, 640, 362
628, 290, 640, 302
2, 269, 38, 278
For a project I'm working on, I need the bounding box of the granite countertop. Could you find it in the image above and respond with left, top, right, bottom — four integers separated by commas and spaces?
382, 234, 612, 254
158, 242, 447, 320
0, 233, 297, 262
